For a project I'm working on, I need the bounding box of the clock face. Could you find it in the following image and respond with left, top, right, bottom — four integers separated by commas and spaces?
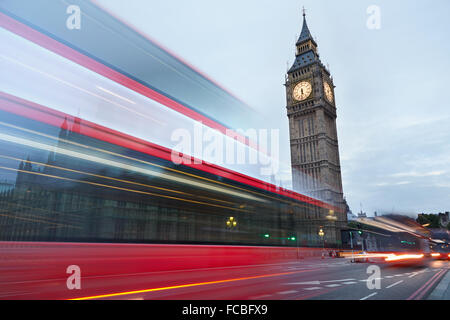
293, 81, 312, 101
324, 82, 334, 103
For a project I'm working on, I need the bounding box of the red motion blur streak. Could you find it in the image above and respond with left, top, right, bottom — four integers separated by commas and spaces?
0, 241, 327, 299
384, 254, 424, 262
0, 91, 340, 212
69, 270, 307, 300
0, 12, 341, 212
0, 12, 259, 152
431, 253, 440, 257
90, 0, 255, 113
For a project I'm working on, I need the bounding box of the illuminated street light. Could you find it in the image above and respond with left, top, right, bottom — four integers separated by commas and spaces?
226, 217, 237, 228
318, 228, 325, 237
326, 209, 337, 220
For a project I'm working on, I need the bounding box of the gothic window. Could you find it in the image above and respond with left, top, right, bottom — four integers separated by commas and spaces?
303, 144, 306, 163
299, 119, 304, 137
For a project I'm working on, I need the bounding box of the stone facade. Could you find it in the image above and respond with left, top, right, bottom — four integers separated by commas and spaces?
285, 12, 347, 237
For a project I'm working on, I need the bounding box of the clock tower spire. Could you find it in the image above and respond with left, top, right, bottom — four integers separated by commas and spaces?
285, 9, 346, 239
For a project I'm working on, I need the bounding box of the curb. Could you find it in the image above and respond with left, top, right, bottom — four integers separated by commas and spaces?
427, 269, 450, 300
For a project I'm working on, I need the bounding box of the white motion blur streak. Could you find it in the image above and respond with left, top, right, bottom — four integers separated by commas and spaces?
0, 132, 266, 202
0, 27, 283, 185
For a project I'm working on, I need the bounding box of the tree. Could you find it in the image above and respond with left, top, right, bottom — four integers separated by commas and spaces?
417, 214, 440, 228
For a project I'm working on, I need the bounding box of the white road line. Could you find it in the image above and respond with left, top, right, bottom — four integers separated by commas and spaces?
394, 274, 404, 277
385, 276, 394, 278
278, 290, 298, 295
322, 279, 356, 283
409, 272, 419, 278
386, 280, 403, 289
286, 281, 320, 285
342, 282, 358, 285
325, 284, 341, 288
286, 278, 355, 285
304, 287, 322, 291
360, 278, 382, 282
360, 292, 378, 300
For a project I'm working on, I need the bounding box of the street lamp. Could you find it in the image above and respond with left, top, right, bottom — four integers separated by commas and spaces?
226, 217, 237, 228
326, 209, 337, 221
349, 231, 355, 262
318, 227, 325, 258
318, 228, 325, 237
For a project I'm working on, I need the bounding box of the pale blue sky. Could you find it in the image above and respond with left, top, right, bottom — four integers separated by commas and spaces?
95, 0, 450, 217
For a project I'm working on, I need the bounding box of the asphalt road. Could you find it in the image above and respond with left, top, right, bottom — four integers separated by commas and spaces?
66, 257, 449, 300
2, 256, 448, 300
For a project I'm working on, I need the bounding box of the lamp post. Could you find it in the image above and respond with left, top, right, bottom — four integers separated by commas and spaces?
349, 231, 355, 262
319, 227, 325, 258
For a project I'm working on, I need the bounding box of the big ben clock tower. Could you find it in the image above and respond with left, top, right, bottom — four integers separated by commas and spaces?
286, 10, 346, 228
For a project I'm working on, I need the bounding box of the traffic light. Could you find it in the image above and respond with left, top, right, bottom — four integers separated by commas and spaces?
358, 230, 363, 235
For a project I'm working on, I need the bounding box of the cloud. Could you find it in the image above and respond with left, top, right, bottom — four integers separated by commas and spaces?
375, 181, 411, 187
389, 115, 449, 129
395, 181, 411, 185
390, 171, 447, 178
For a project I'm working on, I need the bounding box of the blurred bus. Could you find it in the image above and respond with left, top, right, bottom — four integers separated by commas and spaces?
0, 0, 344, 299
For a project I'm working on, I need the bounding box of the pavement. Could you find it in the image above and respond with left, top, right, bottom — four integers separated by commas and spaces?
428, 267, 450, 300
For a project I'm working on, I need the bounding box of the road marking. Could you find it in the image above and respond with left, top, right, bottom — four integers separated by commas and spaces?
286, 278, 355, 286
394, 274, 404, 277
407, 269, 445, 300
278, 290, 298, 295
409, 272, 419, 278
342, 281, 358, 285
322, 279, 356, 283
286, 281, 320, 285
428, 269, 450, 300
360, 277, 382, 282
360, 292, 377, 300
386, 280, 403, 289
304, 287, 322, 291
68, 269, 310, 300
414, 270, 447, 300
325, 284, 341, 288
385, 276, 394, 278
